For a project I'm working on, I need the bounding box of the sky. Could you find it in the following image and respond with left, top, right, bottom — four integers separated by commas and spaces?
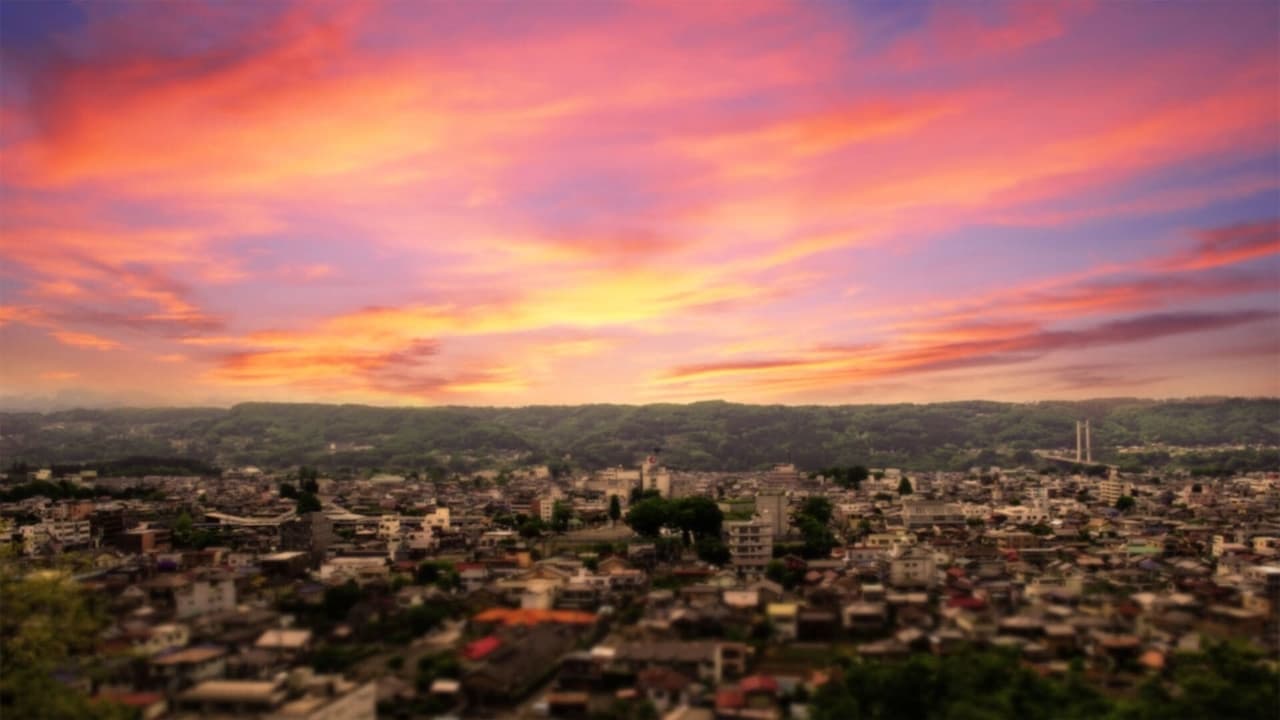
0, 0, 1277, 408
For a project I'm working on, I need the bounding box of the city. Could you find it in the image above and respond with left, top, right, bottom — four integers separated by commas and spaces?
2, 400, 1278, 719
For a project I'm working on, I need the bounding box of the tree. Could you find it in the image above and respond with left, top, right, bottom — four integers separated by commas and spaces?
625, 497, 669, 538
1114, 495, 1136, 513
298, 466, 320, 493
172, 511, 194, 547
672, 497, 723, 541
518, 518, 546, 538
695, 536, 731, 565
609, 495, 622, 523
897, 477, 914, 496
279, 482, 298, 499
323, 580, 362, 622
798, 516, 837, 559
0, 557, 134, 719
798, 497, 833, 525
296, 491, 322, 514
551, 501, 573, 532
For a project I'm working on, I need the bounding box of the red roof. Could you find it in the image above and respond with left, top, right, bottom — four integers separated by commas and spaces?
94, 692, 164, 708
715, 690, 745, 709
946, 596, 987, 610
463, 635, 502, 661
740, 674, 779, 695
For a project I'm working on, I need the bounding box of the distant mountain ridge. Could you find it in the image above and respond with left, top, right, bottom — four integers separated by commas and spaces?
1, 398, 1276, 473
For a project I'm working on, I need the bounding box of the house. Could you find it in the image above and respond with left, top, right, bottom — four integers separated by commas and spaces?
636, 666, 693, 713
148, 645, 227, 693
842, 602, 888, 634
173, 672, 375, 719
606, 640, 749, 685
766, 603, 799, 642
174, 575, 237, 620
253, 629, 313, 660
889, 545, 937, 589
464, 624, 582, 707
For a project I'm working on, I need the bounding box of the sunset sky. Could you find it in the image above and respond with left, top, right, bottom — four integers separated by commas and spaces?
1, 0, 1277, 407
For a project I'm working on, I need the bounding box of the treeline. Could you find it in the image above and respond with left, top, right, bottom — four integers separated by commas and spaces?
812, 642, 1278, 720
0, 480, 164, 503
6, 456, 220, 478
1, 398, 1276, 473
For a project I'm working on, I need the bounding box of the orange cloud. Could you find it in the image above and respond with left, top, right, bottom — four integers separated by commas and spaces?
38, 371, 80, 381
51, 330, 121, 350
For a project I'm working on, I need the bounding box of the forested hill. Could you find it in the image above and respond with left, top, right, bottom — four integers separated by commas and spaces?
1, 398, 1276, 474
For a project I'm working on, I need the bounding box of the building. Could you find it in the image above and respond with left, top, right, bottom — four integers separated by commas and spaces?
889, 545, 937, 589
642, 455, 671, 498
113, 527, 172, 555
174, 576, 237, 620
280, 512, 333, 568
755, 494, 789, 538
901, 500, 965, 530
1098, 479, 1132, 506
761, 464, 800, 493
173, 672, 374, 719
21, 518, 91, 555
260, 551, 311, 580
725, 520, 773, 572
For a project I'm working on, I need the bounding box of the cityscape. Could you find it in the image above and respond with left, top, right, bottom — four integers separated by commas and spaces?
2, 400, 1278, 719
1, 1, 1278, 719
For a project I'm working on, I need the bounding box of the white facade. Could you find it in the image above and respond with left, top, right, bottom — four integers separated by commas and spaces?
888, 545, 937, 589
1098, 479, 1132, 506
901, 500, 965, 529
725, 520, 773, 571
175, 578, 238, 620
21, 519, 91, 554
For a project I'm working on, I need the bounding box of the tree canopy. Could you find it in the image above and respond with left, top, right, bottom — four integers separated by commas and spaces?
812, 644, 1279, 720
624, 496, 723, 541
0, 557, 132, 719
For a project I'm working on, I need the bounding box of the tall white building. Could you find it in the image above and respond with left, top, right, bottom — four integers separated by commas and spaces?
725, 520, 773, 571
1098, 479, 1132, 506
642, 455, 671, 498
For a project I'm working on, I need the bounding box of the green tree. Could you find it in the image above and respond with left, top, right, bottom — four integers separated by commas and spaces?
172, 511, 195, 547
625, 497, 669, 538
1114, 495, 1136, 513
609, 495, 622, 523
797, 496, 833, 525
296, 491, 322, 514
0, 558, 133, 719
672, 497, 723, 540
518, 518, 546, 538
798, 516, 837, 559
279, 482, 298, 499
695, 536, 731, 565
551, 501, 573, 532
323, 580, 362, 622
897, 477, 914, 495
